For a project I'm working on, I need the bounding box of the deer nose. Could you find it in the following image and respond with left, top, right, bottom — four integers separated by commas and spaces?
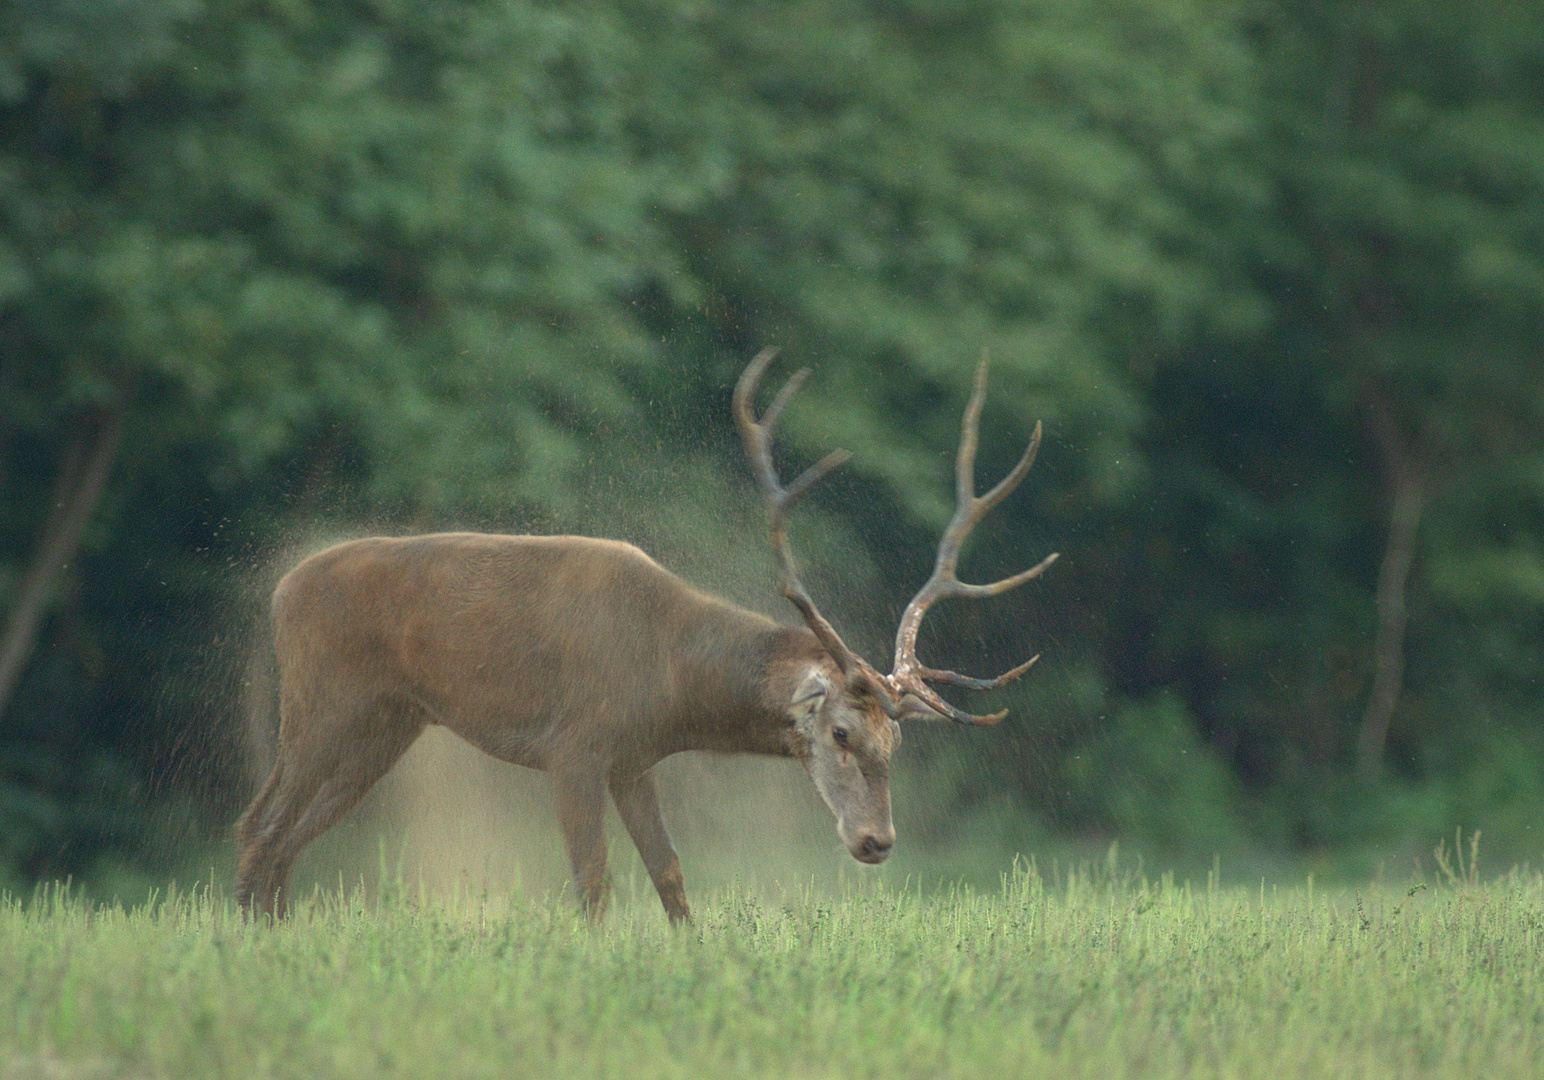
857, 833, 894, 863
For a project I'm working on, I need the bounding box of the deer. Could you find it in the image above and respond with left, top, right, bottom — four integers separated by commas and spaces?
235, 349, 1057, 922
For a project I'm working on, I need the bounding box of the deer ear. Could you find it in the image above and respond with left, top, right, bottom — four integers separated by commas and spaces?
790, 668, 832, 710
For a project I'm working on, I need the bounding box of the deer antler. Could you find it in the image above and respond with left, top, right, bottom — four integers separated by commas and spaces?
734, 349, 867, 679
888, 350, 1058, 725
736, 348, 1055, 724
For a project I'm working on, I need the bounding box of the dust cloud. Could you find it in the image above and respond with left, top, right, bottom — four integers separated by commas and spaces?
288, 726, 871, 910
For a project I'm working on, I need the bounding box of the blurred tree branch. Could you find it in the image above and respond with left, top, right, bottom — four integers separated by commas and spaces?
0, 404, 125, 721
1355, 388, 1424, 781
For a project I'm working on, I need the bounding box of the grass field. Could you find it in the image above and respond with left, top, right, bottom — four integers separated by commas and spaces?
1, 855, 1541, 1080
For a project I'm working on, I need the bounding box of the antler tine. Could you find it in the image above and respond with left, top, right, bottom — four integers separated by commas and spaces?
944, 551, 1060, 600
954, 349, 989, 510
889, 351, 1056, 725
734, 350, 862, 676
979, 419, 1042, 516
898, 684, 1009, 727
918, 653, 1039, 691
952, 353, 1043, 550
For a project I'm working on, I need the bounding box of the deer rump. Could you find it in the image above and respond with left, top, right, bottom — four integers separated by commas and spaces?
237, 350, 1055, 924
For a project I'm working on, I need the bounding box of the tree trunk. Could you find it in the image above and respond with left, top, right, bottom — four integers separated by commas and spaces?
0, 406, 127, 721
1355, 394, 1424, 781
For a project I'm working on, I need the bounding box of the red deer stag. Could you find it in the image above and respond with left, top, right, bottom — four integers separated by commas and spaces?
235, 349, 1056, 922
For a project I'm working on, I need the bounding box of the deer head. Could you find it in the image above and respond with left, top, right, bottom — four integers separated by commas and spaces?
735, 349, 1057, 864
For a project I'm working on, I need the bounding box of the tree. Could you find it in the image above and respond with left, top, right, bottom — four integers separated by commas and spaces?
0, 0, 688, 872
1250, 1, 1544, 781
4, 0, 1544, 879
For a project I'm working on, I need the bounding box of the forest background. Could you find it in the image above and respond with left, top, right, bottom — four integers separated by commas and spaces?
1, 0, 1541, 891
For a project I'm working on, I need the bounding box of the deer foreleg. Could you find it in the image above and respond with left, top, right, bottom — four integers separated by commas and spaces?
553, 769, 611, 920
611, 770, 690, 924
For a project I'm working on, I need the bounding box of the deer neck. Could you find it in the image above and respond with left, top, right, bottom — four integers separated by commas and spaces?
753, 627, 831, 754
670, 621, 825, 758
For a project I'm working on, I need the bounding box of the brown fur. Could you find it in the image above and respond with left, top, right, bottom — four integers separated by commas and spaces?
234, 532, 895, 923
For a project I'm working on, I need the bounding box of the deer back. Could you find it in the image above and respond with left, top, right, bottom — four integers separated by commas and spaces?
271, 533, 795, 768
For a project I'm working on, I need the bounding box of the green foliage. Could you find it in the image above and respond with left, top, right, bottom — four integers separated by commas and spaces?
1113, 1, 1544, 809
1, 0, 1543, 881
1066, 692, 1245, 853
622, 0, 1260, 514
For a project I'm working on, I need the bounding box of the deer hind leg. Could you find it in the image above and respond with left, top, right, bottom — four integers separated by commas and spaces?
610, 769, 689, 924
235, 758, 292, 914
553, 768, 612, 921
236, 695, 424, 919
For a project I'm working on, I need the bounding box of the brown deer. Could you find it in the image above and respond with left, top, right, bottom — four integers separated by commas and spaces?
235, 350, 1056, 922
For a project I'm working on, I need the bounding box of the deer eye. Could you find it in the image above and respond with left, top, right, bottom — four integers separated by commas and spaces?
833, 727, 850, 748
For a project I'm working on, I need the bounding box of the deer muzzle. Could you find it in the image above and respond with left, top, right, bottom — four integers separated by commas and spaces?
852, 829, 895, 864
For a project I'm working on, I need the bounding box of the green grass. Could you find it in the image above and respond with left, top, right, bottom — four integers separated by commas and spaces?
2, 860, 1541, 1079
